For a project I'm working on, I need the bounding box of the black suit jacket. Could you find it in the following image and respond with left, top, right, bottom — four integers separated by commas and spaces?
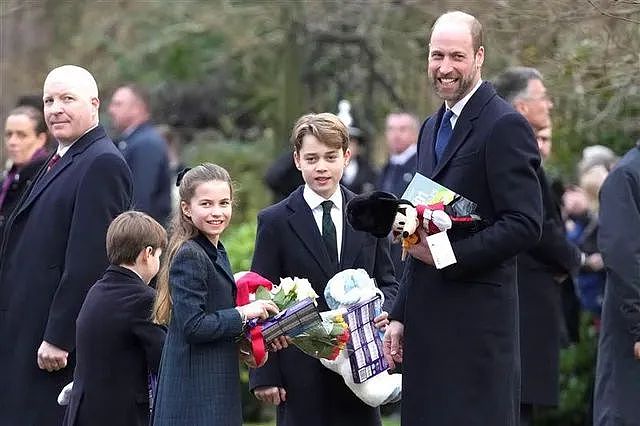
63, 266, 166, 426
390, 82, 542, 426
0, 125, 133, 426
249, 186, 398, 426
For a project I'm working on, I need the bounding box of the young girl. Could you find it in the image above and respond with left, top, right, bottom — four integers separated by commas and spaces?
152, 163, 279, 426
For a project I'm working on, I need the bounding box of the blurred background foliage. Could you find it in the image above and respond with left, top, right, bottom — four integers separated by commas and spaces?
2, 0, 639, 179
1, 0, 639, 423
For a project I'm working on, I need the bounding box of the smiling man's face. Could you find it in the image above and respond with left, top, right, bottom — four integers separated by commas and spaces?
428, 19, 483, 106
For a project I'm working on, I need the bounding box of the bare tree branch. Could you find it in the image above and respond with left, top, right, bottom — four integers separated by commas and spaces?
587, 0, 640, 23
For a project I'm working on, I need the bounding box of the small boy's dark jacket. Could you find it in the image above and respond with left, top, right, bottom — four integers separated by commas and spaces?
249, 185, 398, 426
63, 265, 166, 426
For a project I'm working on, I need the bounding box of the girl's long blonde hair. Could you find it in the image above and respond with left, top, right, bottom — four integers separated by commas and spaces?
152, 163, 233, 325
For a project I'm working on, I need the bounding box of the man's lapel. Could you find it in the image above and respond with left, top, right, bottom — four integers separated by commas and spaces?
14, 126, 106, 218
431, 81, 495, 179
287, 188, 335, 279
18, 153, 73, 215
432, 117, 473, 178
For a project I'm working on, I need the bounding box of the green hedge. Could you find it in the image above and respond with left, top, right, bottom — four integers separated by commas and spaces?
182, 136, 277, 225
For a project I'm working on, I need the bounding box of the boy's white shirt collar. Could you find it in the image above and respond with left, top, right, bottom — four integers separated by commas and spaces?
120, 264, 145, 282
303, 184, 343, 212
302, 184, 344, 261
445, 79, 483, 129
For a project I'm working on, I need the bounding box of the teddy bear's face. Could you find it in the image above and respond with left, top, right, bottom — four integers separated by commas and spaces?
392, 207, 409, 234
391, 205, 417, 239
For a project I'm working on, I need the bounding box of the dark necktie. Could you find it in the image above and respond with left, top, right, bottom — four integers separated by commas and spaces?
46, 154, 61, 173
321, 200, 338, 266
435, 109, 454, 163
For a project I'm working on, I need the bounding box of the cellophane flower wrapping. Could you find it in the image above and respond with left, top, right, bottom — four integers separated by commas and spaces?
249, 276, 349, 360
289, 310, 351, 361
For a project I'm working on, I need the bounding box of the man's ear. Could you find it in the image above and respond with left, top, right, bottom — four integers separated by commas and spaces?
513, 99, 527, 116
475, 46, 485, 69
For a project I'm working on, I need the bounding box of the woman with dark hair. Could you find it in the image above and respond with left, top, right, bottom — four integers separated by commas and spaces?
0, 106, 50, 233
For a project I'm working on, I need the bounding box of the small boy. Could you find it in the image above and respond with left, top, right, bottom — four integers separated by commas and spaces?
62, 211, 167, 426
249, 113, 398, 426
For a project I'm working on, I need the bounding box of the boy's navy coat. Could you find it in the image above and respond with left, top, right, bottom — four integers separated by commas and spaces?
63, 265, 166, 426
0, 125, 133, 426
249, 185, 398, 426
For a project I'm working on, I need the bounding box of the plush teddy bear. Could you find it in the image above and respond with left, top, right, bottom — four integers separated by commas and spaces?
321, 269, 402, 407
391, 201, 454, 259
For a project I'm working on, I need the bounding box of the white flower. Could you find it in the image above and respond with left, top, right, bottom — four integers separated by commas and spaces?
294, 277, 319, 301
279, 277, 296, 295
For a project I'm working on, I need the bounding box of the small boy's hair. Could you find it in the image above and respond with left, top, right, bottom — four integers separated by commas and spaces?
291, 113, 349, 153
106, 211, 167, 265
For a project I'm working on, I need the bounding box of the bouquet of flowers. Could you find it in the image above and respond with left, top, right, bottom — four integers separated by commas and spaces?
290, 310, 350, 361
254, 276, 320, 310
234, 272, 350, 364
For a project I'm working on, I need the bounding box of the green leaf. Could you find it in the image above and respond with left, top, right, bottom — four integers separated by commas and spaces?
255, 286, 271, 301
272, 287, 287, 307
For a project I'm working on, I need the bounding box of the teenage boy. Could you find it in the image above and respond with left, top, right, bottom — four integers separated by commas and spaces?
63, 211, 167, 426
249, 113, 398, 426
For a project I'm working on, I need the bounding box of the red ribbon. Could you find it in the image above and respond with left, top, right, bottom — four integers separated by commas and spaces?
235, 272, 273, 366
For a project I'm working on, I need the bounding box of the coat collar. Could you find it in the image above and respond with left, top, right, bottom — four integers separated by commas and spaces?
192, 233, 236, 293
103, 264, 146, 286
425, 81, 497, 178
15, 125, 109, 218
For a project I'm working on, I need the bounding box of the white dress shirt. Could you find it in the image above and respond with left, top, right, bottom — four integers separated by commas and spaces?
303, 185, 344, 261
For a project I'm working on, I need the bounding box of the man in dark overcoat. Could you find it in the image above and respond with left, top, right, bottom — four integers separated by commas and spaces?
384, 12, 543, 426
109, 84, 172, 226
0, 65, 132, 425
494, 66, 582, 424
593, 142, 640, 425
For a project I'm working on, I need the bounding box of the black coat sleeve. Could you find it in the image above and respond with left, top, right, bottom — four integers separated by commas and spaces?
450, 113, 543, 272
